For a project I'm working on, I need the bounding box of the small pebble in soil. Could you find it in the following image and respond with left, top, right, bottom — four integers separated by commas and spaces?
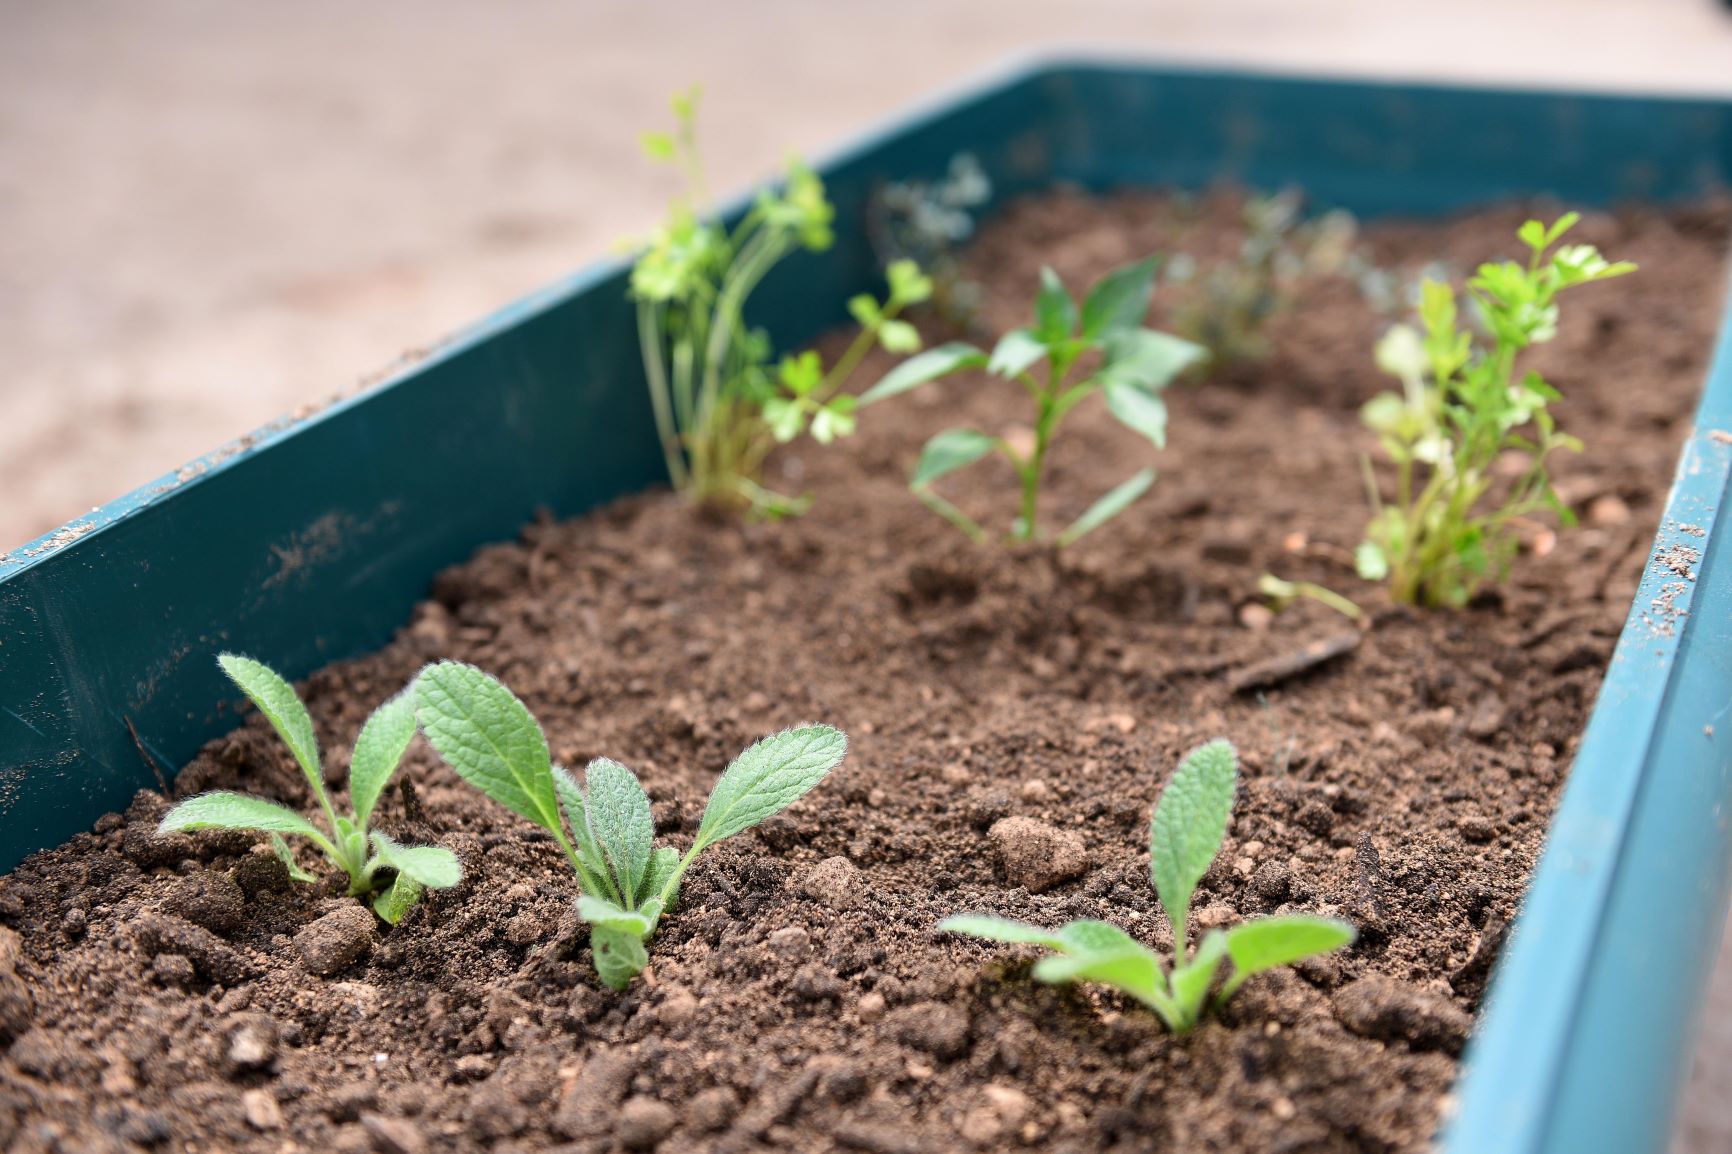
225, 1014, 279, 1074
294, 906, 375, 976
150, 952, 197, 988
233, 846, 293, 897
959, 1082, 1033, 1147
684, 1086, 739, 1133
796, 856, 865, 910
884, 1001, 971, 1060
988, 817, 1090, 893
767, 925, 811, 959
655, 986, 698, 1027
615, 1096, 677, 1150
243, 1087, 282, 1130
361, 1112, 427, 1154
165, 870, 246, 933
857, 991, 887, 1023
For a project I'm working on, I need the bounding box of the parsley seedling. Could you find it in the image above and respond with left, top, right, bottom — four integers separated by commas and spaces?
158, 655, 461, 924
861, 257, 1205, 545
940, 740, 1353, 1032
1357, 214, 1634, 606
412, 661, 847, 989
632, 87, 932, 518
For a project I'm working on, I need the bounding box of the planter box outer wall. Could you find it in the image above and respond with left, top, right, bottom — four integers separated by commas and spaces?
3, 60, 1731, 1154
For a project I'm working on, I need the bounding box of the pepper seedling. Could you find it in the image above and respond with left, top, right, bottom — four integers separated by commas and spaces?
412, 661, 847, 989
940, 740, 1353, 1033
158, 655, 461, 924
1357, 213, 1635, 606
860, 256, 1205, 545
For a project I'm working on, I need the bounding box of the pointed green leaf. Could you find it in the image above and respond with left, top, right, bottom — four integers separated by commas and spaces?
1223, 915, 1356, 994
912, 429, 998, 489
369, 832, 461, 890
1098, 329, 1206, 392
218, 654, 325, 802
695, 726, 847, 849
877, 319, 921, 354
1169, 929, 1228, 1024
552, 766, 615, 898
583, 758, 655, 903
272, 833, 317, 882
591, 924, 649, 989
639, 845, 681, 908
414, 662, 561, 835
1035, 267, 1077, 341
987, 328, 1048, 379
938, 916, 1067, 951
1057, 920, 1145, 955
1080, 256, 1159, 339
1150, 740, 1238, 946
159, 791, 334, 854
1031, 944, 1164, 1003
349, 690, 417, 830
1056, 469, 1155, 547
1103, 380, 1169, 449
576, 894, 654, 936
372, 873, 425, 925
859, 342, 985, 405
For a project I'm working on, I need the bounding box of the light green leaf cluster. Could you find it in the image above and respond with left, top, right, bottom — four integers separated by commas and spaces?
413, 662, 847, 989
1358, 213, 1635, 607
940, 740, 1354, 1033
630, 88, 933, 519
861, 256, 1204, 546
157, 655, 461, 924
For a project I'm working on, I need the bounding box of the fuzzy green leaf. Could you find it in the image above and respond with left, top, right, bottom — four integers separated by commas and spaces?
695, 726, 847, 849
1057, 469, 1155, 547
639, 846, 681, 908
912, 429, 998, 489
1102, 380, 1169, 449
577, 894, 654, 936
1080, 256, 1160, 339
160, 791, 331, 851
1169, 929, 1228, 1020
859, 342, 985, 405
1223, 915, 1356, 991
987, 329, 1048, 379
218, 654, 324, 801
1031, 943, 1164, 1003
349, 690, 417, 830
414, 662, 561, 835
1057, 920, 1144, 955
939, 916, 1067, 951
372, 873, 425, 925
271, 833, 317, 882
583, 758, 655, 903
369, 831, 461, 890
552, 766, 615, 897
1098, 329, 1206, 392
591, 924, 649, 989
1150, 740, 1238, 946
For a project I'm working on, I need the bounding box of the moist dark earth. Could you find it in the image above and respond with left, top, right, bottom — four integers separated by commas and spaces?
2, 192, 1727, 1154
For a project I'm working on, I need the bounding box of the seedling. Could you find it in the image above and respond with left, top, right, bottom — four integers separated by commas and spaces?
861, 257, 1205, 545
158, 655, 461, 924
632, 87, 931, 517
413, 661, 847, 989
1257, 573, 1363, 621
1357, 214, 1635, 606
940, 740, 1353, 1033
868, 152, 992, 328
1168, 190, 1358, 369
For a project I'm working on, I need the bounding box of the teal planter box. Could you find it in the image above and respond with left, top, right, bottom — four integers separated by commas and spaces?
2, 59, 1730, 1153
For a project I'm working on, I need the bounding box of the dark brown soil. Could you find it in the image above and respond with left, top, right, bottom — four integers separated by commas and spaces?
2, 192, 1727, 1154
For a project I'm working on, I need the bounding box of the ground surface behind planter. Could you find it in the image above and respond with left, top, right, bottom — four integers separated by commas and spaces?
0, 195, 1725, 1152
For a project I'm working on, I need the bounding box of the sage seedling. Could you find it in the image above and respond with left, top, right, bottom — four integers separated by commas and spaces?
940, 740, 1352, 1032
158, 655, 461, 923
413, 661, 847, 989
633, 87, 932, 517
861, 257, 1205, 545
1358, 214, 1634, 606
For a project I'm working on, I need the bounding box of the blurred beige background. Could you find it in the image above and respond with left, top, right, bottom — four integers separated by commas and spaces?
4, 1, 1732, 1148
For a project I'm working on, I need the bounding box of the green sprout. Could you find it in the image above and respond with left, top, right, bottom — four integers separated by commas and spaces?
632, 87, 931, 518
1169, 190, 1358, 370
861, 257, 1205, 545
940, 740, 1353, 1033
158, 655, 461, 924
1357, 214, 1634, 606
1257, 573, 1363, 621
412, 661, 847, 989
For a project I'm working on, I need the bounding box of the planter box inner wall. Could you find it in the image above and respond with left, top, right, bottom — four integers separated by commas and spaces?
2, 61, 1730, 1154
